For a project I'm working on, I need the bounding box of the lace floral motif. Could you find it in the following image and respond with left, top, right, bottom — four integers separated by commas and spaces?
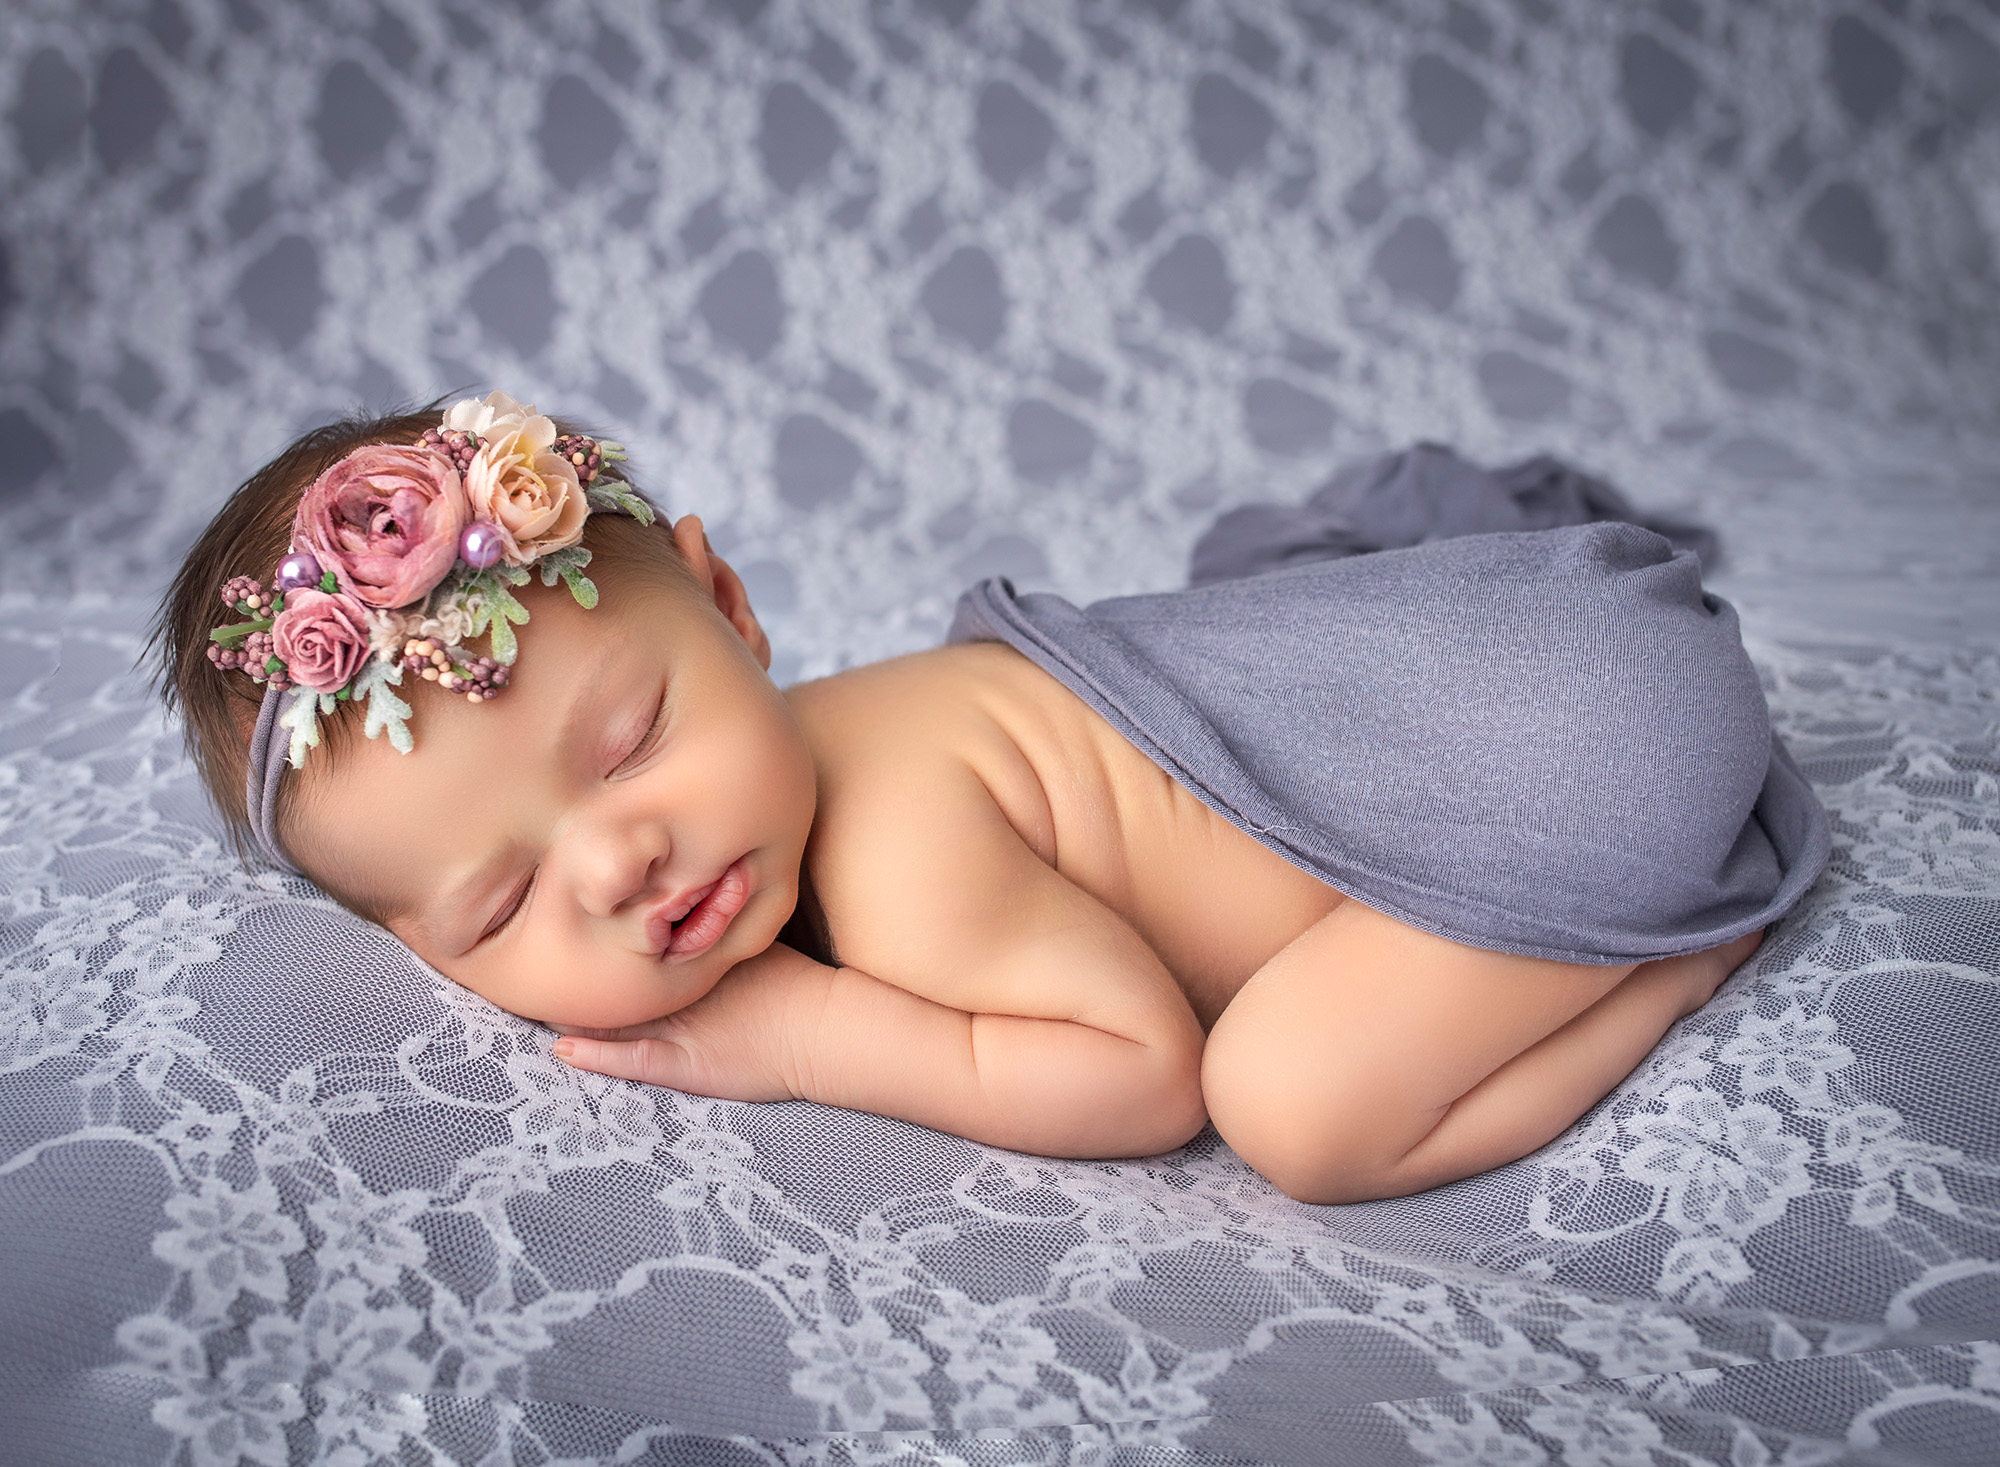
4, 0, 1999, 1461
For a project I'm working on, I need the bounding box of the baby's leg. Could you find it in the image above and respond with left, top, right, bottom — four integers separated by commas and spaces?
1201, 900, 1762, 1204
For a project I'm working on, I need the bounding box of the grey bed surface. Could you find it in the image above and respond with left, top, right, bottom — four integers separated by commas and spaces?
3, 2, 1998, 1464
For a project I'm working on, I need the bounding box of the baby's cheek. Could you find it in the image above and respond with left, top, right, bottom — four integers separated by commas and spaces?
541, 956, 682, 1031
745, 710, 817, 837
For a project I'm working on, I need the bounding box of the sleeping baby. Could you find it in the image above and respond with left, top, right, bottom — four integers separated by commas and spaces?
156, 392, 1829, 1205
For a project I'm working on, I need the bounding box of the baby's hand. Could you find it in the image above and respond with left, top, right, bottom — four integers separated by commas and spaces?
550, 942, 829, 1103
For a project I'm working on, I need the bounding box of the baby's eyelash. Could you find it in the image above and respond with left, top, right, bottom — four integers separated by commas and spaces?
481, 871, 536, 944
611, 689, 669, 778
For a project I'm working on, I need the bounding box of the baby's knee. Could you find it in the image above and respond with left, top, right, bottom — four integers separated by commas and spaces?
1200, 1026, 1397, 1205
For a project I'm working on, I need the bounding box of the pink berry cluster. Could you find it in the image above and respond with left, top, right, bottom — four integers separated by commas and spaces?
401, 638, 509, 703
416, 425, 484, 473
553, 433, 605, 485
207, 630, 292, 689
220, 574, 273, 614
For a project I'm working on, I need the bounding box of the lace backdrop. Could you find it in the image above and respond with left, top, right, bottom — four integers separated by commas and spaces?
2, 2, 1999, 1464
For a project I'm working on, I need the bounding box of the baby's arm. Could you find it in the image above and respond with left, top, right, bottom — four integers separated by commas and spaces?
555, 758, 1210, 1158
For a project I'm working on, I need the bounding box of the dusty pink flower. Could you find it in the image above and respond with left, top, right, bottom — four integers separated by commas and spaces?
270, 589, 371, 694
293, 445, 469, 608
464, 417, 588, 565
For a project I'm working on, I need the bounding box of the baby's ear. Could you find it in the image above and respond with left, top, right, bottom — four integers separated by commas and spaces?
670, 514, 773, 671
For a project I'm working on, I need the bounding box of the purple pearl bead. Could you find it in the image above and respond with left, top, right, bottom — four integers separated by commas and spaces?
275, 550, 323, 592
460, 520, 506, 570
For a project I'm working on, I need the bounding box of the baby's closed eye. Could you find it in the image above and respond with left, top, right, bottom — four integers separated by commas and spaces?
479, 870, 537, 944
609, 685, 670, 778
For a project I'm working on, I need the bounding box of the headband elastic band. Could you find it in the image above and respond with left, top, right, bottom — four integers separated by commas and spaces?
245, 678, 300, 874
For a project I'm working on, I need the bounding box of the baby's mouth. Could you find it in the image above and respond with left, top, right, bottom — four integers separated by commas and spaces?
648, 858, 751, 962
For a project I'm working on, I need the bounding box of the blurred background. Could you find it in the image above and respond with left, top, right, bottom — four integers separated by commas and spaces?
2, 0, 1997, 678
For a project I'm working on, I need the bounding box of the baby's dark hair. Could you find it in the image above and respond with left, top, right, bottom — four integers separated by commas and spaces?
151, 400, 679, 867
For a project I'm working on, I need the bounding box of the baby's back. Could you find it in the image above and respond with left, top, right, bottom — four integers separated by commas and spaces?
785, 641, 1343, 1029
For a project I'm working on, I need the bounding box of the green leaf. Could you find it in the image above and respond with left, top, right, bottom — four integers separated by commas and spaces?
487, 581, 530, 664
536, 545, 593, 586
462, 578, 493, 635
208, 617, 273, 646
585, 482, 654, 525
530, 546, 601, 608
455, 567, 532, 663
264, 656, 283, 675
562, 565, 599, 609
433, 563, 474, 601
355, 660, 414, 753
278, 686, 323, 769
319, 570, 337, 593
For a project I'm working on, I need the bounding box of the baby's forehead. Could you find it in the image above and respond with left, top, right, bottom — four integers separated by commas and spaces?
287, 613, 616, 848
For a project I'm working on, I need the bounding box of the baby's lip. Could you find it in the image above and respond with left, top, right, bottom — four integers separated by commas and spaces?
644, 858, 751, 961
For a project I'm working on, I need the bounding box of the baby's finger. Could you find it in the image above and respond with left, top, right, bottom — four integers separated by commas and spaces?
554, 1033, 792, 1102
554, 1035, 695, 1090
547, 1023, 632, 1041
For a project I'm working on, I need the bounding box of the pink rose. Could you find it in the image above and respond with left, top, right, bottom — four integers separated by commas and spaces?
293, 444, 469, 608
464, 419, 588, 565
271, 589, 371, 694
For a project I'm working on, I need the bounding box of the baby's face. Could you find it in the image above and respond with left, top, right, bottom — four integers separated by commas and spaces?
288, 531, 816, 1029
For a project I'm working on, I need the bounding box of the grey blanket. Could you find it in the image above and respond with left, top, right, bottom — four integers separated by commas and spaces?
951, 509, 1829, 965
1190, 442, 1721, 586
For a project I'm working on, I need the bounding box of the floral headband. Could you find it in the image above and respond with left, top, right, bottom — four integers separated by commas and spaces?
209, 391, 653, 870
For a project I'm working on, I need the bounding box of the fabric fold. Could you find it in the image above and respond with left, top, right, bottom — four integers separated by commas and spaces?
951, 511, 1828, 965
1189, 442, 1720, 587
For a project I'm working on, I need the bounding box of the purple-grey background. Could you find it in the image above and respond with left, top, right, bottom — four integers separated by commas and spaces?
3, 5, 1999, 1465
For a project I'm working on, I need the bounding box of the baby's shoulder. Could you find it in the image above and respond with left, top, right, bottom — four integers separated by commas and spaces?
785, 641, 1061, 863
783, 645, 1073, 967
784, 640, 1027, 740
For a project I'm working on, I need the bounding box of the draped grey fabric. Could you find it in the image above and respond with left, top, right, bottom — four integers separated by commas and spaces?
1189, 442, 1721, 585
951, 518, 1830, 964
4, 2, 1998, 1464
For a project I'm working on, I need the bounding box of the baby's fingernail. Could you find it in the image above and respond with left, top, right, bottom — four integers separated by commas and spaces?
553, 1038, 575, 1061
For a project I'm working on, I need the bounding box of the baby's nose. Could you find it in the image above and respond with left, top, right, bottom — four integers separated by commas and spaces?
568, 819, 671, 917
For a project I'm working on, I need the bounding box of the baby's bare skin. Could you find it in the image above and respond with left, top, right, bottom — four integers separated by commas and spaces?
289, 515, 1759, 1204
748, 640, 1752, 1201
791, 639, 1348, 1033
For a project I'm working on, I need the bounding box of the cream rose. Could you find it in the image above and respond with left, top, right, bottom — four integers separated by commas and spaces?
463, 419, 589, 565
443, 390, 540, 443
